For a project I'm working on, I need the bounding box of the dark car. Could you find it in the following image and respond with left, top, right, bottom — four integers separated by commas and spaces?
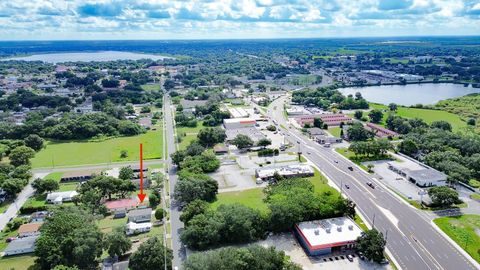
348, 166, 353, 171
345, 184, 350, 189
367, 182, 375, 188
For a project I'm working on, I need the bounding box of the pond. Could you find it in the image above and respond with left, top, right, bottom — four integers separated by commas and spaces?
338, 83, 480, 106
1, 51, 173, 63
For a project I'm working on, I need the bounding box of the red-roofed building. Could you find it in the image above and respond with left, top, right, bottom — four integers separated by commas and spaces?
104, 198, 138, 212
295, 114, 352, 127
366, 122, 398, 138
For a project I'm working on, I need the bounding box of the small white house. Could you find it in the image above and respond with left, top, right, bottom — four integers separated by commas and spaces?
46, 191, 78, 204
125, 222, 152, 236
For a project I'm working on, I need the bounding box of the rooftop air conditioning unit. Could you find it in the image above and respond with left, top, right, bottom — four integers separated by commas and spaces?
314, 229, 319, 235
348, 225, 354, 230
326, 228, 331, 233
337, 226, 342, 232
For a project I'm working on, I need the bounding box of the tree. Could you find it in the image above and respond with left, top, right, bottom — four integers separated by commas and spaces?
180, 199, 209, 226
104, 228, 132, 259
32, 178, 59, 194
155, 208, 166, 220
149, 191, 161, 208
467, 118, 476, 126
173, 171, 218, 204
431, 120, 452, 131
197, 127, 226, 147
9, 146, 35, 166
356, 229, 387, 263
368, 109, 383, 123
313, 118, 324, 128
24, 134, 44, 151
354, 110, 363, 120
35, 207, 104, 270
171, 150, 187, 166
119, 166, 134, 180
257, 138, 272, 148
428, 186, 459, 207
232, 134, 254, 150
129, 237, 173, 270
183, 245, 301, 270
388, 103, 397, 111
347, 123, 373, 141
398, 139, 418, 156
185, 142, 205, 156
52, 266, 79, 270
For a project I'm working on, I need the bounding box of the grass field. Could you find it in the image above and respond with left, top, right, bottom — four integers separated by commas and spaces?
370, 103, 467, 132
210, 168, 337, 214
141, 84, 161, 91
335, 148, 393, 172
328, 127, 341, 137
176, 121, 204, 150
0, 255, 36, 270
31, 127, 163, 168
434, 215, 480, 263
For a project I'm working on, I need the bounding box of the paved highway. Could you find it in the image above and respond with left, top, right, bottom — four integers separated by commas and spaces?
266, 96, 478, 270
164, 96, 186, 269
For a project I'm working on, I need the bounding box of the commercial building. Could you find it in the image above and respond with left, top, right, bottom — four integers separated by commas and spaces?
46, 191, 78, 204
255, 164, 314, 181
18, 223, 42, 237
4, 236, 39, 256
128, 208, 152, 223
365, 123, 398, 138
223, 118, 257, 129
314, 135, 343, 144
295, 114, 352, 127
295, 217, 363, 256
225, 127, 266, 143
388, 163, 447, 187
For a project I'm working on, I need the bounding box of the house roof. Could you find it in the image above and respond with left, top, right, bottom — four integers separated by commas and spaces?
128, 208, 152, 218
105, 198, 138, 210
18, 223, 42, 234
126, 222, 152, 230
4, 236, 38, 253
46, 191, 78, 201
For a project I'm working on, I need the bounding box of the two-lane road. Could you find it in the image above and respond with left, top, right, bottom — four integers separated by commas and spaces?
266, 96, 478, 270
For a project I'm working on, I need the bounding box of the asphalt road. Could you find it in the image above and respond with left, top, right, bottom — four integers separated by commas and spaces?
266, 96, 478, 270
164, 96, 186, 269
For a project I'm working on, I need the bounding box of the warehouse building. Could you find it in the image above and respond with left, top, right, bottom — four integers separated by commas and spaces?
294, 114, 352, 127
387, 163, 447, 187
255, 164, 314, 181
223, 118, 257, 129
295, 217, 362, 256
228, 107, 250, 118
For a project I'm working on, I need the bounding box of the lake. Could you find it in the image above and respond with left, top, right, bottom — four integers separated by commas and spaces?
339, 83, 480, 106
1, 51, 173, 63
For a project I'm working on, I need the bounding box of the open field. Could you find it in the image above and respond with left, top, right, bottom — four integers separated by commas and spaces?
370, 103, 467, 132
434, 215, 480, 263
0, 255, 36, 270
141, 84, 161, 91
176, 121, 204, 150
31, 127, 163, 168
335, 148, 394, 172
328, 126, 341, 137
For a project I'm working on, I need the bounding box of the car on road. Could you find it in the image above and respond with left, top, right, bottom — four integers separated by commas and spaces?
366, 182, 375, 188
345, 184, 350, 189
307, 151, 311, 155
347, 254, 353, 262
334, 160, 338, 163
348, 166, 353, 171
297, 141, 300, 144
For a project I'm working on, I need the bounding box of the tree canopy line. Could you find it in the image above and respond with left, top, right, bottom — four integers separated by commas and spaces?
292, 86, 369, 110
175, 95, 231, 128
0, 135, 42, 198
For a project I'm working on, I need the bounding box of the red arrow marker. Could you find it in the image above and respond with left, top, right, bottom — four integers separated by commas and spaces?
137, 143, 146, 203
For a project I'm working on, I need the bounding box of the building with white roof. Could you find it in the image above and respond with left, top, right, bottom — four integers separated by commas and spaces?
295, 217, 363, 256
387, 162, 447, 187
223, 118, 256, 129
228, 107, 250, 118
125, 222, 152, 235
46, 191, 78, 204
255, 164, 314, 180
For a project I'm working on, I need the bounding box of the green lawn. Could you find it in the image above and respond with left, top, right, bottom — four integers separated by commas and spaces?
335, 148, 392, 172
45, 172, 63, 182
0, 200, 12, 214
31, 128, 163, 168
369, 103, 467, 132
141, 84, 161, 91
210, 168, 337, 214
328, 127, 341, 137
0, 255, 36, 270
176, 121, 204, 150
211, 188, 269, 214
434, 215, 480, 263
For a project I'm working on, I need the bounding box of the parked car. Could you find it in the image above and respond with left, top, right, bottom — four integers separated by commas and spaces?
347, 254, 353, 262
367, 182, 375, 188
348, 166, 353, 171
6, 237, 16, 243
345, 184, 350, 189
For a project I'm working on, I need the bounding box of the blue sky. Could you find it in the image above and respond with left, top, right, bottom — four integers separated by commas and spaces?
0, 0, 479, 40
